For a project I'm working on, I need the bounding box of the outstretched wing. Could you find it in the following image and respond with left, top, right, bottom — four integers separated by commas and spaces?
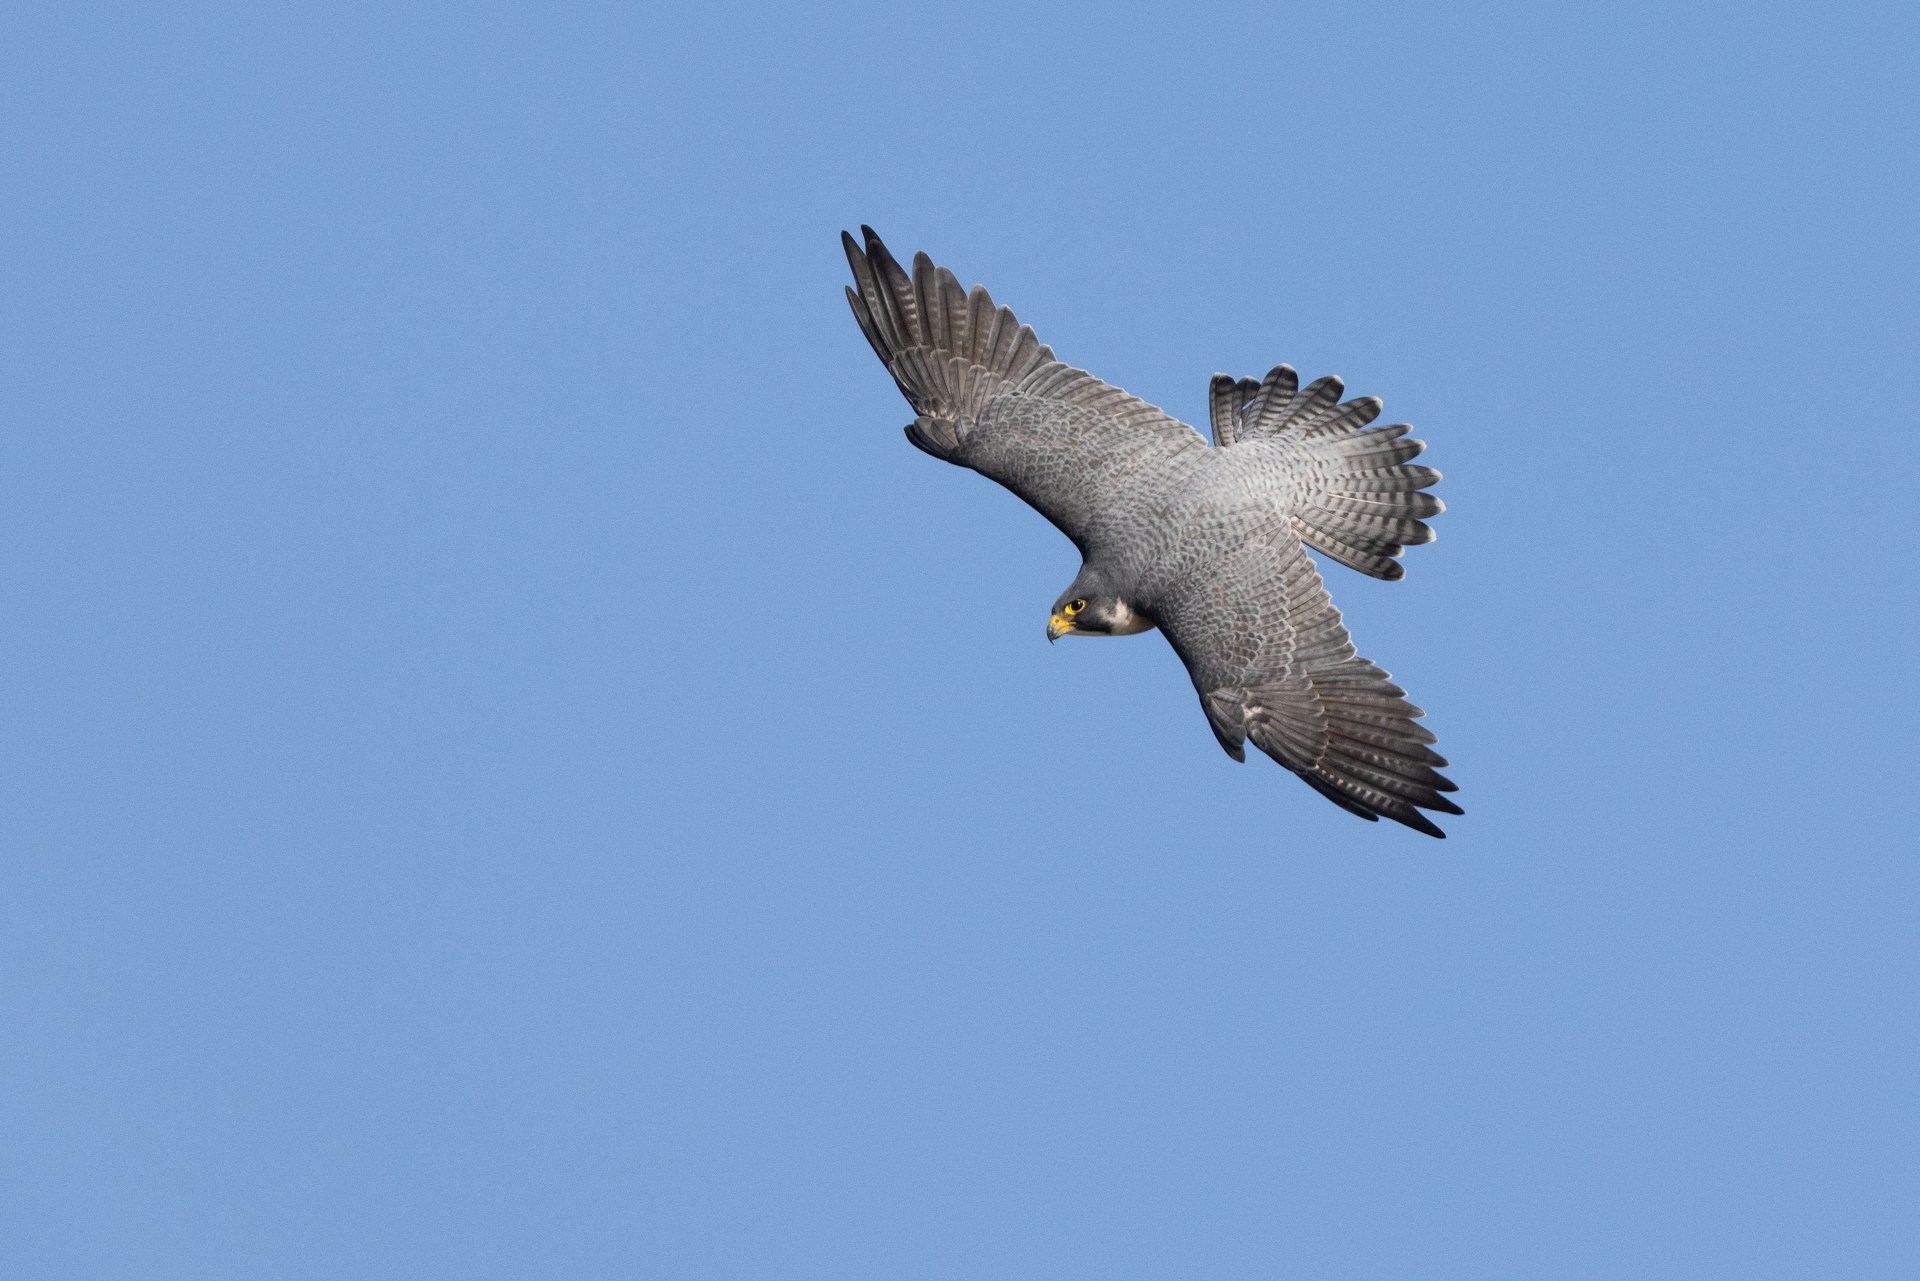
1150, 520, 1460, 837
843, 227, 1205, 549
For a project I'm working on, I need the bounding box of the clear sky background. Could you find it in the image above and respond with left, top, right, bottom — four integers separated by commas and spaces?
3, 2, 1916, 1277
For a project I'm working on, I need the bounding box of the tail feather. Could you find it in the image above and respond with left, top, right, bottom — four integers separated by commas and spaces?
1213, 363, 1444, 578
1299, 421, 1442, 578
1290, 518, 1409, 580
1236, 365, 1296, 439
1303, 394, 1380, 438
1335, 463, 1443, 494
1255, 374, 1343, 440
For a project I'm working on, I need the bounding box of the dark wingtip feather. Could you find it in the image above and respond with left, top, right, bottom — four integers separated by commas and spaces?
1398, 809, 1448, 838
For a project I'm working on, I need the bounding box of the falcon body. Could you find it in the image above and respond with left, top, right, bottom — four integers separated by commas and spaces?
844, 228, 1460, 837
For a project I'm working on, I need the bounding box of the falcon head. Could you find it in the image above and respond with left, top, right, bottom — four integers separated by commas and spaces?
1047, 575, 1154, 642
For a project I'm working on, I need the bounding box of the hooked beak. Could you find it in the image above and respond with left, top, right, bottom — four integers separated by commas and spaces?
1047, 614, 1073, 643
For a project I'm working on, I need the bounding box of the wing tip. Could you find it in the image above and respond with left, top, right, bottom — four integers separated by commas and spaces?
1390, 805, 1450, 838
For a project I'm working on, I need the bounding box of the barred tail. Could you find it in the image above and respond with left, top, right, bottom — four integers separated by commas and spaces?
1222, 364, 1445, 581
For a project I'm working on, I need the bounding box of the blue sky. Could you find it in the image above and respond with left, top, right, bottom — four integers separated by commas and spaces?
3, 2, 1916, 1277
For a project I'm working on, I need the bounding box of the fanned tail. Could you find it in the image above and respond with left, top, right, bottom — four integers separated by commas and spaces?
1216, 364, 1444, 581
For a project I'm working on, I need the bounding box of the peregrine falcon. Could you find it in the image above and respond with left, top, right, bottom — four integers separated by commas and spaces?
843, 228, 1460, 837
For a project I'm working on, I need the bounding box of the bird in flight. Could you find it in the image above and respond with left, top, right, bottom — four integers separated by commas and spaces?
842, 228, 1460, 837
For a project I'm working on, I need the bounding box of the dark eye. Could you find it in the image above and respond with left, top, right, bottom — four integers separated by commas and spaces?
1066, 598, 1086, 615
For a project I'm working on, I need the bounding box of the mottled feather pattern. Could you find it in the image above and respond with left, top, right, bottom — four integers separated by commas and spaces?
843, 229, 1458, 836
1207, 363, 1446, 581
1154, 533, 1457, 837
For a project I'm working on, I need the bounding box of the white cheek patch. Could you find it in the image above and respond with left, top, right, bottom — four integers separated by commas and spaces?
1106, 600, 1156, 635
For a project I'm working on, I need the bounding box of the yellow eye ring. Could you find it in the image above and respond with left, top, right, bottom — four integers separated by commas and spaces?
1065, 598, 1086, 616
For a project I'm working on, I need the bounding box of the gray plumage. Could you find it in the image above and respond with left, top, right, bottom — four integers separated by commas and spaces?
843, 228, 1459, 837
